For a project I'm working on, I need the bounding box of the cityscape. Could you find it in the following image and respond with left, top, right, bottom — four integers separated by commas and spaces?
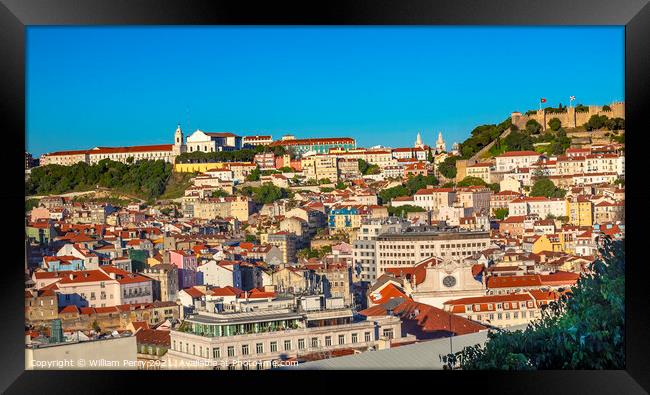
24, 27, 625, 370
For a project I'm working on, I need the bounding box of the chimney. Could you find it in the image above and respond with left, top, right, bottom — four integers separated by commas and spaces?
68, 274, 75, 280
109, 273, 116, 280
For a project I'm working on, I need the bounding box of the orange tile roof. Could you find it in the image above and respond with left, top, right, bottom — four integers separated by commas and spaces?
497, 150, 540, 157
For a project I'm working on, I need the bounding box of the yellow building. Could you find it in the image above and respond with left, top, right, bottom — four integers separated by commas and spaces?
566, 197, 593, 227
465, 163, 491, 184
189, 196, 252, 221
301, 155, 339, 182
531, 233, 569, 254
174, 162, 228, 173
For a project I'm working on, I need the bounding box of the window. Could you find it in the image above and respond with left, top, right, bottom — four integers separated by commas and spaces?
497, 313, 503, 320
213, 347, 220, 358
298, 339, 305, 350
383, 329, 394, 340
284, 340, 291, 351
351, 333, 358, 343
270, 341, 278, 352
365, 332, 371, 342
338, 335, 345, 345
256, 343, 263, 354
227, 346, 235, 357
193, 344, 196, 355
325, 336, 332, 346
311, 337, 318, 347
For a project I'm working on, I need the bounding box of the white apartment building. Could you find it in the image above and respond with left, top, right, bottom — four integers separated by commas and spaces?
166, 306, 403, 370
508, 197, 567, 218
375, 227, 491, 275
352, 218, 410, 282
412, 188, 456, 211
495, 151, 541, 172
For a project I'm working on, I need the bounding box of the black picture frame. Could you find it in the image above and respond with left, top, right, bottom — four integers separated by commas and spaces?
1, 0, 648, 393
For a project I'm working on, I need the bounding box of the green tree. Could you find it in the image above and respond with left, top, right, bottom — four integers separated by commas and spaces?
503, 130, 534, 152
252, 183, 288, 204
457, 176, 487, 187
451, 238, 624, 370
525, 119, 543, 135
493, 208, 508, 220
530, 177, 566, 198
211, 189, 229, 198
245, 234, 258, 243
320, 187, 334, 193
378, 185, 410, 204
26, 198, 40, 212
405, 174, 439, 194
438, 157, 458, 179
246, 166, 261, 181
584, 114, 609, 131
605, 117, 625, 131
358, 159, 370, 175
319, 178, 331, 185
335, 181, 347, 190
548, 117, 562, 132
387, 204, 425, 217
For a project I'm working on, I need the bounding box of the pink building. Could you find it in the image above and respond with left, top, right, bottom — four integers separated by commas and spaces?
169, 250, 198, 289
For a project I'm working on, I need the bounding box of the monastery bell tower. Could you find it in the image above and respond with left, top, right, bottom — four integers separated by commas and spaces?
173, 124, 186, 156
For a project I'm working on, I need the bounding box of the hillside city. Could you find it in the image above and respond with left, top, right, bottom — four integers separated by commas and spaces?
24, 102, 625, 370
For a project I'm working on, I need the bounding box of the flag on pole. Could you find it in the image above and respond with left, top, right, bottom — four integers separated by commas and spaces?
540, 98, 547, 103
570, 95, 576, 101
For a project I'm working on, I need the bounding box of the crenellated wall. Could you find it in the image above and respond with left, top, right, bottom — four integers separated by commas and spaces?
511, 101, 624, 131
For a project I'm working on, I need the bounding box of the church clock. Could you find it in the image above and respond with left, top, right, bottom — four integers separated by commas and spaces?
442, 275, 457, 288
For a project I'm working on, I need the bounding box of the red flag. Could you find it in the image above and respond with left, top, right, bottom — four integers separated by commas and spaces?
540, 98, 547, 103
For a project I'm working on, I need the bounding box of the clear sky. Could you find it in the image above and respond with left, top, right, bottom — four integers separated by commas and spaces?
26, 26, 624, 156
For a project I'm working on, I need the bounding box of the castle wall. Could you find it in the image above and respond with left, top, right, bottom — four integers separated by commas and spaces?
511, 102, 624, 131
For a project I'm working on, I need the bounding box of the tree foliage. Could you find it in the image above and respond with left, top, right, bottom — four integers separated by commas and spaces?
452, 238, 624, 370
246, 166, 261, 181
438, 156, 458, 179
548, 117, 562, 132
358, 159, 380, 175
525, 119, 543, 135
503, 130, 534, 152
378, 185, 410, 204
297, 245, 332, 260
405, 174, 439, 194
26, 198, 40, 212
530, 177, 567, 198
25, 159, 172, 200
251, 183, 290, 204
458, 118, 512, 159
493, 208, 509, 220
387, 204, 425, 216
378, 174, 438, 204
457, 176, 487, 187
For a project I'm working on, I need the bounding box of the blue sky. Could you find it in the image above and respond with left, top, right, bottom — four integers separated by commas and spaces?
26, 26, 624, 156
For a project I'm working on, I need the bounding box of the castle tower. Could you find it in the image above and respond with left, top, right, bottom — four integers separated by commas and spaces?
414, 131, 424, 148
436, 131, 446, 153
172, 124, 186, 156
